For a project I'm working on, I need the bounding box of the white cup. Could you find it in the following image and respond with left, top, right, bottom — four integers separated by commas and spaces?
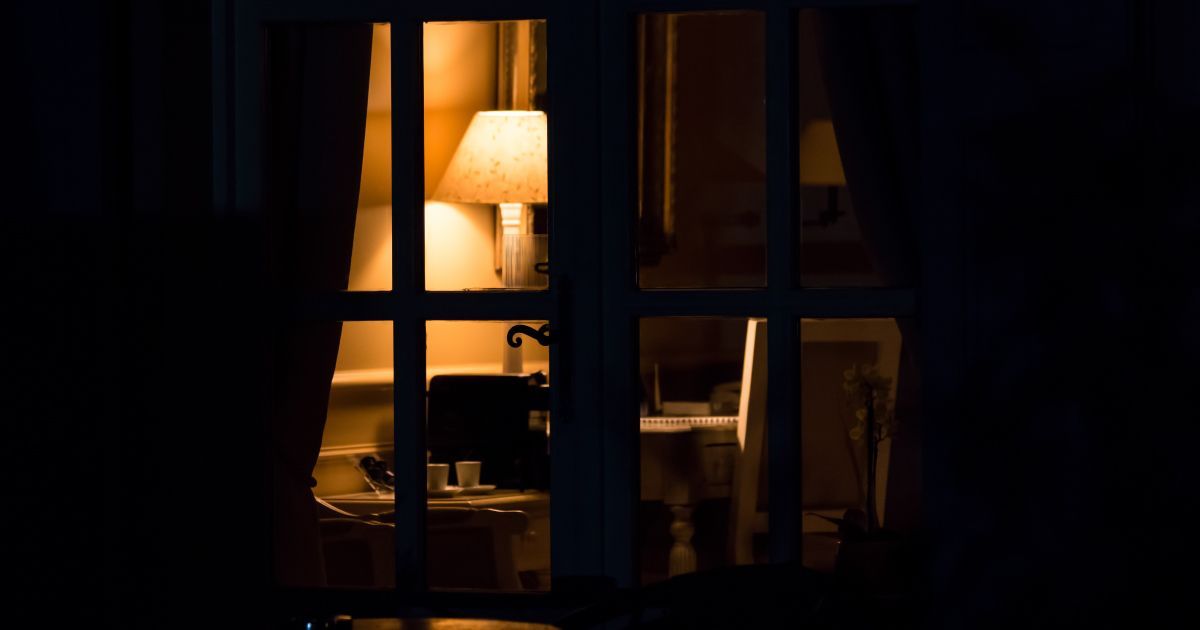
427, 463, 449, 491
455, 461, 482, 488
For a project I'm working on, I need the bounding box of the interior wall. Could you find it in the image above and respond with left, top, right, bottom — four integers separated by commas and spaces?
639, 318, 747, 405
423, 21, 504, 293
637, 13, 767, 288
322, 23, 546, 463
347, 24, 393, 292
339, 21, 511, 380
423, 22, 496, 196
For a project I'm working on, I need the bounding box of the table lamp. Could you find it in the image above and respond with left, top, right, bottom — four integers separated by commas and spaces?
432, 110, 548, 373
798, 118, 847, 227
433, 110, 549, 284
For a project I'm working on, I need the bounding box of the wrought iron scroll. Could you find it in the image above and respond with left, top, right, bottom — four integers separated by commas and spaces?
507, 323, 555, 347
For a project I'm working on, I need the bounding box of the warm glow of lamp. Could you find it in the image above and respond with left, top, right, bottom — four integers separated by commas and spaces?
432, 110, 549, 374
433, 110, 548, 283
798, 119, 849, 228
798, 119, 846, 186
432, 110, 548, 205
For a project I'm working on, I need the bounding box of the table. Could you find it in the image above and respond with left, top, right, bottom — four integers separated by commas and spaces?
640, 416, 738, 502
323, 414, 737, 582
325, 490, 550, 515
323, 490, 551, 586
640, 416, 739, 576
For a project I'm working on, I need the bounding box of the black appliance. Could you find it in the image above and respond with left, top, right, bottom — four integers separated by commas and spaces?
426, 372, 550, 490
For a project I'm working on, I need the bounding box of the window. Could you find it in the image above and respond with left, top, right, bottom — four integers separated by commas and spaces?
234, 0, 919, 598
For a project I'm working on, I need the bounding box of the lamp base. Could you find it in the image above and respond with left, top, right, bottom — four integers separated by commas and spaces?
503, 234, 549, 289
495, 202, 526, 272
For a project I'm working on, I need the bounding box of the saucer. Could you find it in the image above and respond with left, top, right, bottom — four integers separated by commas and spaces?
459, 484, 496, 495
427, 486, 463, 498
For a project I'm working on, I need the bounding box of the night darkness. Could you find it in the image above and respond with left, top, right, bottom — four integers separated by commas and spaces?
4, 1, 1199, 628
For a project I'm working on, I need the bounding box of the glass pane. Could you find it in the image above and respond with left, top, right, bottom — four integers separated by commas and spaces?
312, 321, 396, 587
262, 23, 391, 293
798, 318, 918, 578
425, 320, 552, 590
639, 317, 768, 584
794, 9, 918, 287
636, 12, 767, 289
425, 21, 551, 291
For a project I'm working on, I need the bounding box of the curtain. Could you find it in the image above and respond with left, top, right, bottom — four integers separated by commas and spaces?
817, 8, 922, 531
263, 23, 373, 587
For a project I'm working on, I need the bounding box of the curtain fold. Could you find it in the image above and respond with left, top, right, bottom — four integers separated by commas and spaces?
817, 8, 922, 531
263, 23, 373, 587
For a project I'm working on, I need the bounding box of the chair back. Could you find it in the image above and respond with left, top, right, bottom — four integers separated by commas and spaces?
315, 495, 358, 518
729, 319, 769, 565
427, 507, 529, 590
318, 517, 395, 588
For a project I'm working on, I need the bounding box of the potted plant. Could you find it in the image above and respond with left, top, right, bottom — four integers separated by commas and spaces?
842, 363, 896, 534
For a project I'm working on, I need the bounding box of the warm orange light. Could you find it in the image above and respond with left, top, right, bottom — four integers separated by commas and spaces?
798, 119, 846, 186
348, 23, 392, 292
424, 201, 499, 291
432, 111, 549, 204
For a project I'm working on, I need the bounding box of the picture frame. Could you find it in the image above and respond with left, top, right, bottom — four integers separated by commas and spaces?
636, 14, 678, 266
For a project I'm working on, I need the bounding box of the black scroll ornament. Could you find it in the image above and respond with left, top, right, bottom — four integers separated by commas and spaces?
507, 323, 555, 347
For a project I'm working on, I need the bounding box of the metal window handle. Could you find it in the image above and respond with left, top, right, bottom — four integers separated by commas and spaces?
507, 323, 555, 347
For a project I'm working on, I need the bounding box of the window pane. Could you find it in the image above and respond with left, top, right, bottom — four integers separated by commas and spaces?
639, 317, 769, 584
425, 21, 551, 292
636, 12, 767, 289
794, 9, 918, 287
798, 318, 918, 577
263, 23, 391, 293
425, 320, 552, 590
312, 321, 396, 587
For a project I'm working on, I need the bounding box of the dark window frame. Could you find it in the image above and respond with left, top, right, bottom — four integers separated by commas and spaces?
222, 0, 930, 599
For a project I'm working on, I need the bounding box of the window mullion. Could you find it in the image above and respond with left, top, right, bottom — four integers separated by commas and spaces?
598, 0, 640, 587
534, 0, 618, 585
415, 0, 553, 23
765, 1, 802, 565
254, 0, 394, 22
391, 11, 426, 592
789, 288, 918, 318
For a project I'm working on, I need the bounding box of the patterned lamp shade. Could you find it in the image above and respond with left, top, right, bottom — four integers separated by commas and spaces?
432, 110, 549, 204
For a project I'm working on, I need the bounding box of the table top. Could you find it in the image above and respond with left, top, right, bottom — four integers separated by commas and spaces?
325, 489, 550, 510
353, 619, 557, 630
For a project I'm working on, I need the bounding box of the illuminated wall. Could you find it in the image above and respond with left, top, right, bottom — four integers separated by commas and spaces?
340, 22, 535, 378
321, 23, 546, 467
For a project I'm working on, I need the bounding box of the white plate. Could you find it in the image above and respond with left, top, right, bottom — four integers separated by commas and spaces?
459, 484, 497, 495
427, 486, 463, 498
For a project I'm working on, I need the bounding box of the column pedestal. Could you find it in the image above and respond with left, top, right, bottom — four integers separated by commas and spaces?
668, 505, 696, 577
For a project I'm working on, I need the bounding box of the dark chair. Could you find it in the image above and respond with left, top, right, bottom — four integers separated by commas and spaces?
318, 517, 395, 588
427, 507, 529, 590
315, 500, 531, 590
